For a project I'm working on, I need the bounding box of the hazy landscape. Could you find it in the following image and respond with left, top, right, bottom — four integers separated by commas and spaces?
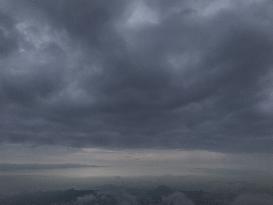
1, 0, 273, 204
1, 175, 273, 205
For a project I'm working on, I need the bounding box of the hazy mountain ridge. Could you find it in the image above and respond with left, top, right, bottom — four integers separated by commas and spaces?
1, 185, 272, 205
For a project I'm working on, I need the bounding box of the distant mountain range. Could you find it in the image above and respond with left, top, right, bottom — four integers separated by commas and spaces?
0, 186, 238, 205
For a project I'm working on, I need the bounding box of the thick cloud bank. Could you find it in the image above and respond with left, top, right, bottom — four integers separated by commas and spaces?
0, 0, 273, 152
162, 192, 194, 205
231, 193, 273, 205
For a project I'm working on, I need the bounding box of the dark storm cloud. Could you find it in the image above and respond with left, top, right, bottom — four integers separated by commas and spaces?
0, 11, 18, 57
0, 0, 273, 152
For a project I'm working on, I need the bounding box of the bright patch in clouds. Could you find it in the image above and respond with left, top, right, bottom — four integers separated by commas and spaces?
126, 0, 159, 28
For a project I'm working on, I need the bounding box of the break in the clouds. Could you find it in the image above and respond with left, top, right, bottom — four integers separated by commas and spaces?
0, 0, 273, 153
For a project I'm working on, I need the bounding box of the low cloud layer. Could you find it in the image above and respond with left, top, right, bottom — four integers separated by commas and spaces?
231, 194, 273, 205
0, 0, 273, 152
0, 163, 102, 172
163, 192, 194, 205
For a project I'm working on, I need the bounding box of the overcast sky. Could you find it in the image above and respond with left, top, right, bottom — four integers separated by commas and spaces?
0, 0, 273, 176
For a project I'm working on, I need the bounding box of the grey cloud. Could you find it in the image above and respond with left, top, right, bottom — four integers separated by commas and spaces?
231, 193, 273, 205
0, 163, 103, 172
0, 11, 18, 57
162, 192, 194, 205
0, 0, 273, 152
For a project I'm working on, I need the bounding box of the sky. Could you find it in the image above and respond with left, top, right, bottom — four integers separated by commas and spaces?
0, 0, 273, 177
